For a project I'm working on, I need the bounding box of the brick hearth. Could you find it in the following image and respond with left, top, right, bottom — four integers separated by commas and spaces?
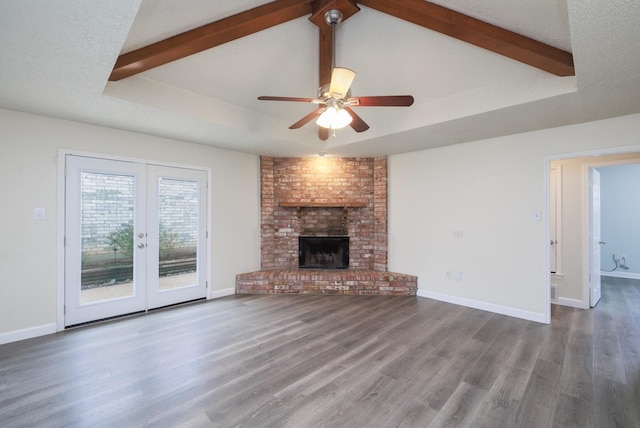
236, 270, 417, 296
235, 156, 417, 296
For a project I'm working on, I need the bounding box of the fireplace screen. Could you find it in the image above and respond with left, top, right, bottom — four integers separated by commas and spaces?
299, 236, 349, 269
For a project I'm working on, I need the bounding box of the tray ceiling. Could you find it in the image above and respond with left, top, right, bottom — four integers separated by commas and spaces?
0, 1, 639, 156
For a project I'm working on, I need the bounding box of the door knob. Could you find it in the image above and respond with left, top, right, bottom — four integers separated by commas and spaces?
138, 243, 145, 249
138, 233, 145, 239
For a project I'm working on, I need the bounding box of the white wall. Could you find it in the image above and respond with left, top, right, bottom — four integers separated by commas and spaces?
0, 109, 260, 341
3, 109, 640, 340
388, 113, 640, 323
599, 163, 640, 277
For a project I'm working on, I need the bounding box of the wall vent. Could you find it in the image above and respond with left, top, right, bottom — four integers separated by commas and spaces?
550, 284, 558, 302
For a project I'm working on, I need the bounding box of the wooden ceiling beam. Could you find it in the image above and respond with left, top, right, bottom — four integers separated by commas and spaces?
318, 27, 334, 87
109, 0, 315, 81
318, 27, 333, 141
357, 0, 575, 76
110, 0, 574, 82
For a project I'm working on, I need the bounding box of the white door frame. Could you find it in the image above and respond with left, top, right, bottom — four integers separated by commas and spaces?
57, 149, 212, 332
544, 145, 640, 314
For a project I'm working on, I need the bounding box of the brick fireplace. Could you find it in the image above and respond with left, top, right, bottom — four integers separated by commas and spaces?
235, 156, 417, 295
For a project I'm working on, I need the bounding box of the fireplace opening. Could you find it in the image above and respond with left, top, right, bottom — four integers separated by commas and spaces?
299, 236, 349, 269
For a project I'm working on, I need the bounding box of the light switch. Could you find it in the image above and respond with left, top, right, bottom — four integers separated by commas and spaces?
34, 208, 46, 220
532, 211, 541, 222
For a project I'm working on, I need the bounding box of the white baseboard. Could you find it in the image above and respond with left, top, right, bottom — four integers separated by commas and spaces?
210, 287, 235, 299
0, 323, 57, 345
556, 297, 588, 309
602, 271, 640, 280
417, 289, 547, 324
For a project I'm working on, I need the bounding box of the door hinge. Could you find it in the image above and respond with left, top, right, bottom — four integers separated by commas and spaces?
206, 231, 209, 239
64, 305, 66, 314
206, 281, 209, 289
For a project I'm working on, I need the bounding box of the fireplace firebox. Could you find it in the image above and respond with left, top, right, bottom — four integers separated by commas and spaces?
299, 236, 349, 269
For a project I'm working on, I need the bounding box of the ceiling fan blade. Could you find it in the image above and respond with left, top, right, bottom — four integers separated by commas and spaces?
258, 96, 314, 102
350, 95, 415, 107
289, 108, 323, 129
329, 67, 356, 99
344, 107, 370, 133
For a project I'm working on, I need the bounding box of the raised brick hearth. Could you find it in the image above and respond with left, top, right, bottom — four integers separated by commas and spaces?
236, 270, 417, 296
235, 156, 417, 296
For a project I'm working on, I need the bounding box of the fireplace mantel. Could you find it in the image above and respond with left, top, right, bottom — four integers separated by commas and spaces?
279, 201, 366, 219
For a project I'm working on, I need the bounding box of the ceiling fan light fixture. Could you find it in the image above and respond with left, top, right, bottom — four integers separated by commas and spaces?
329, 67, 356, 99
316, 106, 352, 129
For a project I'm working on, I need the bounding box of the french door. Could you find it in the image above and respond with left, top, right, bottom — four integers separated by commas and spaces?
64, 155, 207, 326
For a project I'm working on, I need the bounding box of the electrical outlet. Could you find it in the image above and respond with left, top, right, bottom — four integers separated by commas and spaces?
453, 230, 463, 238
454, 271, 463, 281
613, 253, 628, 268
446, 271, 452, 279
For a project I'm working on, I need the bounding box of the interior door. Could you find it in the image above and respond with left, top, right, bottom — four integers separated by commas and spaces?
65, 156, 147, 325
590, 168, 602, 307
64, 155, 208, 326
549, 166, 558, 273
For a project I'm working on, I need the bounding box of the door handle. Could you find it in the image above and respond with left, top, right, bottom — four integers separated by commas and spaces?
550, 240, 555, 245
599, 241, 606, 245
138, 243, 145, 249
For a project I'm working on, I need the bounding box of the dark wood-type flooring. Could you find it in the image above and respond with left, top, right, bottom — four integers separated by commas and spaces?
1, 277, 639, 427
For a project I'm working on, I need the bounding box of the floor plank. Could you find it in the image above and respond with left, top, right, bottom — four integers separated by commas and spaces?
1, 279, 639, 427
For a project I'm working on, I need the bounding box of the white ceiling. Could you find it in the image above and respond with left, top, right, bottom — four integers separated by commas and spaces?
1, 1, 639, 157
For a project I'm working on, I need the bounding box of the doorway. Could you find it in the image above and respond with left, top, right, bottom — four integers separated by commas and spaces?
547, 151, 640, 311
63, 154, 208, 326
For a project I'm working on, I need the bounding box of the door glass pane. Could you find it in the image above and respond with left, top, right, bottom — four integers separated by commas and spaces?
157, 178, 199, 290
80, 172, 135, 304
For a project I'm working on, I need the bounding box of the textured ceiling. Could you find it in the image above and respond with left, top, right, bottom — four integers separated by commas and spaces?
0, 1, 639, 157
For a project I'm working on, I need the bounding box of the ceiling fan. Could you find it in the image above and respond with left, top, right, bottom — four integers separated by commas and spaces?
257, 9, 414, 139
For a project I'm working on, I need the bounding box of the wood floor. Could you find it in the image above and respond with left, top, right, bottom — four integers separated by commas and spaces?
1, 278, 639, 427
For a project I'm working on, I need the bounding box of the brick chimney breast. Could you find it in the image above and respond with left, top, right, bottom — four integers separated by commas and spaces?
260, 156, 387, 271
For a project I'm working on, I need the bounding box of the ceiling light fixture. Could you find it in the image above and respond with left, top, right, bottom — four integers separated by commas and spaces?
316, 106, 352, 129
316, 67, 355, 130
